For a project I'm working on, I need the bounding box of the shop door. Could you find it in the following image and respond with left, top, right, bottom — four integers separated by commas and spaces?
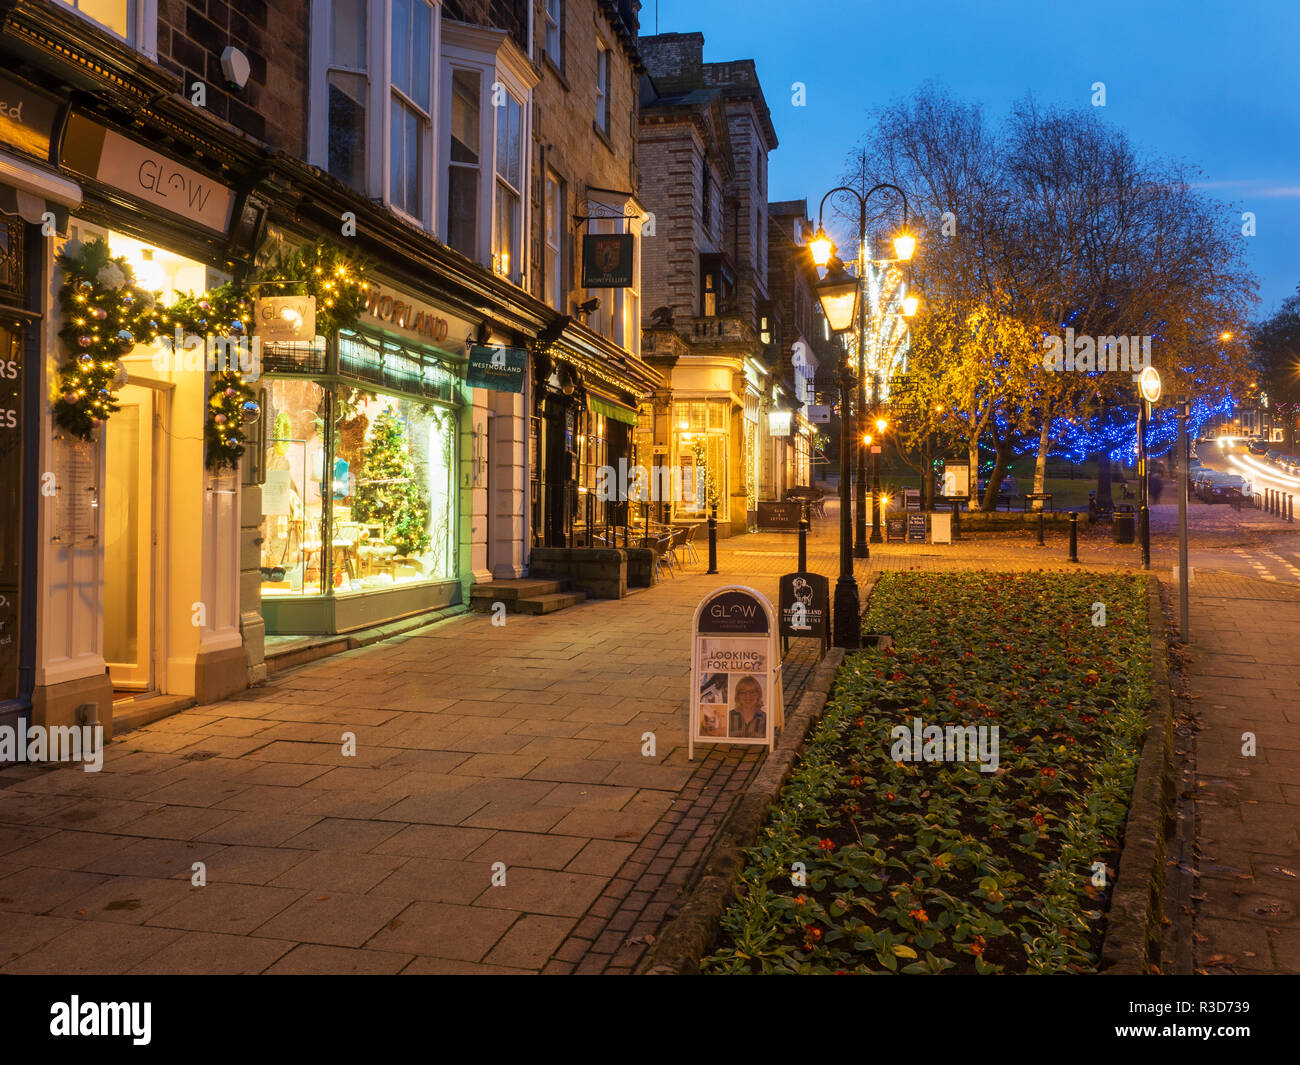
104, 384, 161, 693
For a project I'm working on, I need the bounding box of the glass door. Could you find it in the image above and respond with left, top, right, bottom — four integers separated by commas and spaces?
104, 384, 156, 693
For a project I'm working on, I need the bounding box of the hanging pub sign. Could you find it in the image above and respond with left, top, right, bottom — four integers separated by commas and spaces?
778, 571, 830, 658
582, 233, 634, 288
254, 295, 316, 343
467, 344, 527, 393
690, 586, 784, 758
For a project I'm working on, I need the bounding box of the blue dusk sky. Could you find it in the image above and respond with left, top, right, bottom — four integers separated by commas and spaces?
648, 0, 1300, 317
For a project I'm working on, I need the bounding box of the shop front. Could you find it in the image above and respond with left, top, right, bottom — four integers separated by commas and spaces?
255, 273, 474, 635
530, 332, 650, 548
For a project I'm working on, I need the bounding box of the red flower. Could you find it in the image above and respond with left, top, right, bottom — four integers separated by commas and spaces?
1032, 813, 1046, 827
849, 776, 863, 788
909, 908, 929, 922
818, 838, 835, 851
793, 895, 807, 907
1081, 714, 1096, 725
885, 792, 895, 802
1039, 767, 1057, 778
970, 936, 987, 956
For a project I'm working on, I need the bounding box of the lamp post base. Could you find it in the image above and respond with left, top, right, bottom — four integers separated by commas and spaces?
853, 543, 870, 559
833, 574, 861, 650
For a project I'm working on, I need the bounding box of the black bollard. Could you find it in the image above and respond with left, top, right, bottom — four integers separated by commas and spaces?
707, 503, 718, 575
798, 503, 809, 572
1037, 510, 1045, 546
1290, 494, 1295, 523
1068, 510, 1079, 563
951, 499, 962, 541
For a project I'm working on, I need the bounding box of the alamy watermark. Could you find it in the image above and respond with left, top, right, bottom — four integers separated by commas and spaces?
0, 723, 103, 771
594, 458, 706, 504
890, 717, 1000, 773
1042, 328, 1151, 381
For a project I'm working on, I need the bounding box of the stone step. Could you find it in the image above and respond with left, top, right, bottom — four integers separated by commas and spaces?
469, 579, 565, 606
515, 592, 587, 615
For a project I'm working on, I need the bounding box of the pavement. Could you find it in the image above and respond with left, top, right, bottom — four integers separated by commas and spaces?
1, 492, 1296, 974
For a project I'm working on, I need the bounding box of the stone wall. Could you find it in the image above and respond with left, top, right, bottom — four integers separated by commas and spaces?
155, 0, 307, 154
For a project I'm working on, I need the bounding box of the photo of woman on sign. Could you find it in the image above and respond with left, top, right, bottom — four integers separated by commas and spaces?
728, 675, 767, 739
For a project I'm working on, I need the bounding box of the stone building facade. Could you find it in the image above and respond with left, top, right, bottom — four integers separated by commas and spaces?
637, 31, 779, 533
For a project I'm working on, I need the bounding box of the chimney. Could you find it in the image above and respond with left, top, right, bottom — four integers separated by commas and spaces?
640, 32, 705, 95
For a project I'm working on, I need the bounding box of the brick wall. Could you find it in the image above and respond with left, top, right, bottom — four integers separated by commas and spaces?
154, 0, 306, 154
639, 32, 703, 94
638, 116, 702, 325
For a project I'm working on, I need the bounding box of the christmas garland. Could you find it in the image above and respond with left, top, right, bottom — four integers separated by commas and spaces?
54, 237, 368, 470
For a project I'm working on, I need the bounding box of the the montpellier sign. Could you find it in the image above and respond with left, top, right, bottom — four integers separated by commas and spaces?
689, 586, 783, 758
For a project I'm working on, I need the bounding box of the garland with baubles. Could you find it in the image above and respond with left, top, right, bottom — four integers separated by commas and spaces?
54, 238, 368, 470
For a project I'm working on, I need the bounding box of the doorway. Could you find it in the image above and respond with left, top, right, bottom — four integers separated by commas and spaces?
103, 382, 167, 697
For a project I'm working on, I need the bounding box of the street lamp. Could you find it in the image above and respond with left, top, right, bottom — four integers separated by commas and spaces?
815, 257, 863, 649
871, 417, 889, 542
812, 182, 914, 561
1138, 366, 1162, 570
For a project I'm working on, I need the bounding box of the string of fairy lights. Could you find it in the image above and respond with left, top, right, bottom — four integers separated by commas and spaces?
54, 238, 368, 470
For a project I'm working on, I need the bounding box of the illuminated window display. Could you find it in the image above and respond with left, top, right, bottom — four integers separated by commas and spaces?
257, 323, 462, 633
259, 380, 456, 599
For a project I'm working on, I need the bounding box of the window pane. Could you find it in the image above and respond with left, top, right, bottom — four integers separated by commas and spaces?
260, 378, 329, 598
411, 1, 431, 111
448, 166, 478, 258
331, 0, 367, 68
66, 0, 128, 38
391, 0, 411, 93
390, 97, 422, 217
496, 95, 521, 188
451, 70, 480, 165
327, 71, 367, 189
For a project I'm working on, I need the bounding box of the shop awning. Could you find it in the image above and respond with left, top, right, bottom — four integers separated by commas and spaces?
0, 151, 82, 231
588, 394, 639, 426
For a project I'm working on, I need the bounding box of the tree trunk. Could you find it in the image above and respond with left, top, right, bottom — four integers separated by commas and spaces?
1097, 451, 1113, 508
968, 430, 981, 511
1031, 414, 1052, 510
982, 438, 1012, 512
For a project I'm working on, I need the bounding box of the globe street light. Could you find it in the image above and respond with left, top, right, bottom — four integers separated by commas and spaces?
815, 256, 862, 649
1138, 366, 1162, 570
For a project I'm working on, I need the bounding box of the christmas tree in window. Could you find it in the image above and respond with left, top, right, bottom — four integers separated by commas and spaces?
353, 409, 432, 558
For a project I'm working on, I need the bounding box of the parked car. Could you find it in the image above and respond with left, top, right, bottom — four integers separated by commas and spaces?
1248, 440, 1269, 455
1282, 455, 1300, 475
1208, 472, 1250, 504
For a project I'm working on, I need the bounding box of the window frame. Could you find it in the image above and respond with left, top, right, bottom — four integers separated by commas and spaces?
544, 168, 566, 311
594, 37, 611, 137
309, 0, 441, 230
57, 0, 157, 56
543, 0, 563, 70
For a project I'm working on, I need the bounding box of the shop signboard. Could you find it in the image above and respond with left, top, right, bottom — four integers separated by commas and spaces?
466, 345, 527, 394
906, 512, 928, 543
255, 296, 316, 343
778, 571, 829, 657
61, 113, 236, 234
690, 587, 784, 758
886, 516, 906, 541
755, 501, 802, 531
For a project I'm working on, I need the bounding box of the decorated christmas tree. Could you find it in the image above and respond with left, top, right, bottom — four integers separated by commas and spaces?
353, 410, 432, 558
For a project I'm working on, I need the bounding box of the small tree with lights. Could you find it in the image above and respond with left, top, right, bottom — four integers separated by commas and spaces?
353, 410, 431, 558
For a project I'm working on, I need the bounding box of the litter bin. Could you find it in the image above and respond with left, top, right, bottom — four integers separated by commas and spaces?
1113, 503, 1135, 544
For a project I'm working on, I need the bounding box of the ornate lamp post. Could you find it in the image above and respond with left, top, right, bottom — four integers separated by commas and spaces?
810, 185, 915, 558
1138, 366, 1162, 570
814, 256, 862, 649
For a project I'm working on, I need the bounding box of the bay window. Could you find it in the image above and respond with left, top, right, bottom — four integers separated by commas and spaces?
310, 0, 440, 228
440, 22, 537, 283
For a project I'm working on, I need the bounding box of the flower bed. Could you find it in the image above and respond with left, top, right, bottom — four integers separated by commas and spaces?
702, 570, 1152, 974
